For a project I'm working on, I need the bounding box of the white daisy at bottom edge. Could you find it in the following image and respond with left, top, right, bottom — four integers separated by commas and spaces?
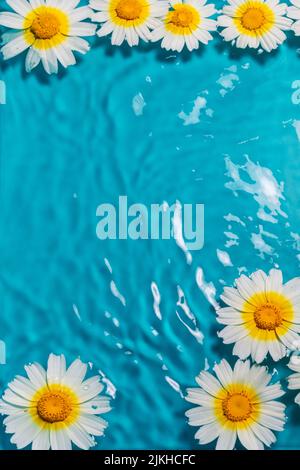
0, 0, 97, 74
0, 353, 112, 450
185, 358, 286, 450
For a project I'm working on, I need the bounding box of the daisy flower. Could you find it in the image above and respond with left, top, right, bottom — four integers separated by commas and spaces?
217, 269, 300, 364
287, 0, 300, 35
90, 0, 169, 46
0, 353, 111, 450
218, 0, 292, 52
151, 0, 217, 52
0, 0, 97, 74
287, 355, 300, 405
185, 359, 286, 450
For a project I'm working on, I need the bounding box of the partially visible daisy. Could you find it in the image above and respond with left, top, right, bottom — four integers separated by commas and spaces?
90, 0, 169, 46
0, 0, 97, 74
151, 0, 217, 52
185, 359, 286, 450
0, 354, 111, 450
287, 0, 300, 35
217, 269, 300, 364
287, 355, 300, 405
218, 0, 292, 52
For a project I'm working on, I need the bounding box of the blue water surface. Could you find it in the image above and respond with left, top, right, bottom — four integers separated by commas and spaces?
1, 0, 300, 450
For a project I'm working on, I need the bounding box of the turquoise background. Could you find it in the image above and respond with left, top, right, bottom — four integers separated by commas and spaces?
1, 0, 300, 450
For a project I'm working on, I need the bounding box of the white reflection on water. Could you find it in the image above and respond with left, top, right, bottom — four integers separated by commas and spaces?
172, 201, 192, 265
195, 267, 219, 309
151, 281, 162, 320
72, 303, 82, 322
216, 249, 233, 267
176, 285, 204, 344
132, 92, 146, 116
165, 375, 184, 397
178, 96, 207, 126
251, 226, 276, 258
225, 156, 287, 223
217, 65, 240, 97
110, 280, 126, 307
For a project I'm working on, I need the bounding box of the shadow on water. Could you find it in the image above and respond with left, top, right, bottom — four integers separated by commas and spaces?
213, 36, 280, 65
1, 31, 300, 82
286, 33, 300, 52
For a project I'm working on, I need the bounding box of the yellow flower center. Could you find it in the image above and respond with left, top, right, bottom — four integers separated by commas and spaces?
115, 0, 143, 20
37, 391, 73, 423
31, 11, 61, 39
166, 4, 200, 34
215, 384, 260, 429
110, 0, 149, 26
222, 392, 252, 422
23, 6, 69, 49
241, 7, 265, 30
170, 9, 194, 28
242, 291, 294, 340
254, 303, 282, 330
234, 1, 275, 37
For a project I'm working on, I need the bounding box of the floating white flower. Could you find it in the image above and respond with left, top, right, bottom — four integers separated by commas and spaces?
217, 269, 300, 363
0, 0, 96, 74
151, 0, 217, 52
218, 0, 292, 52
287, 355, 300, 405
287, 0, 300, 35
0, 354, 111, 450
185, 359, 286, 450
90, 0, 168, 46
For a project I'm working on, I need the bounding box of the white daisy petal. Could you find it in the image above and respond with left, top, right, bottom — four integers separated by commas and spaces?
80, 397, 112, 414
65, 422, 95, 450
0, 11, 25, 28
185, 388, 213, 406
195, 371, 222, 396
185, 406, 216, 426
7, 0, 32, 17
62, 358, 87, 387
47, 353, 66, 385
1, 34, 31, 59
76, 376, 104, 403
237, 427, 264, 450
259, 384, 285, 402
267, 339, 286, 361
194, 422, 220, 445
25, 50, 41, 76
213, 359, 233, 388
266, 269, 283, 292
32, 429, 51, 450
50, 426, 72, 450
78, 414, 108, 436
232, 336, 252, 359
251, 422, 276, 447
216, 429, 237, 450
